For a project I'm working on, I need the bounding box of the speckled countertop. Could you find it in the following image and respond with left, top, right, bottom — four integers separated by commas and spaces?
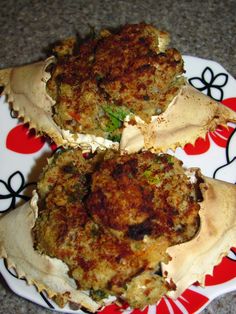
0, 0, 235, 313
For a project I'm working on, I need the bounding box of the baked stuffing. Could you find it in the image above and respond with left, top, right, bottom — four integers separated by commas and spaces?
1, 23, 236, 151
0, 147, 236, 311
47, 23, 184, 142
34, 148, 200, 308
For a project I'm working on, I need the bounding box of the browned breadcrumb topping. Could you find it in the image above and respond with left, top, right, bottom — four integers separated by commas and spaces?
34, 148, 200, 308
47, 23, 184, 142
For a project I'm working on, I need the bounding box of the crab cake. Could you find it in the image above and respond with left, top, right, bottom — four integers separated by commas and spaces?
87, 151, 200, 242
1, 148, 236, 311
46, 23, 183, 142
34, 148, 201, 308
1, 23, 236, 151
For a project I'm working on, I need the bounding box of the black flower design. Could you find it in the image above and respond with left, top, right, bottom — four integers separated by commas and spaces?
189, 66, 228, 101
213, 129, 236, 183
0, 171, 35, 212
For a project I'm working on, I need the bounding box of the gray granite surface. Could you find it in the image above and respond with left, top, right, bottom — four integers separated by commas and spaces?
0, 0, 235, 313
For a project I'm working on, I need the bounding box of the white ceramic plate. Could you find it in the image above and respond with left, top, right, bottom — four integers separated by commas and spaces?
0, 56, 235, 314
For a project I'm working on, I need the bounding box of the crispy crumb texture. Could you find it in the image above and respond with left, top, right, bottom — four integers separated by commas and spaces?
0, 149, 235, 310
1, 23, 235, 151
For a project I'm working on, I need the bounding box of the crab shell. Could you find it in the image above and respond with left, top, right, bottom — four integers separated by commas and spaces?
121, 85, 236, 153
0, 175, 235, 311
1, 59, 236, 152
162, 175, 236, 298
0, 191, 102, 312
0, 58, 118, 152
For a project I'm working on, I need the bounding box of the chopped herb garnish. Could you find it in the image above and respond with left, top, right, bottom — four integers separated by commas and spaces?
102, 104, 130, 133
156, 154, 174, 165
107, 133, 122, 142
90, 289, 108, 301
166, 155, 174, 164
142, 168, 161, 185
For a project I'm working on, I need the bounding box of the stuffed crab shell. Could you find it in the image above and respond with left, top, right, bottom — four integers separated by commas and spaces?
1, 23, 235, 152
0, 148, 236, 311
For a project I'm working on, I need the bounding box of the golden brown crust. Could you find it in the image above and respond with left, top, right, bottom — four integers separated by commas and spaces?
0, 152, 236, 310
87, 151, 200, 240
0, 23, 185, 149
1, 24, 236, 152
34, 149, 200, 308
100, 48, 184, 122
93, 23, 170, 80
48, 23, 181, 140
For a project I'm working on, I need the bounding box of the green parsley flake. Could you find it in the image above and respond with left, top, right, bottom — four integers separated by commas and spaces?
102, 105, 130, 133
142, 168, 161, 185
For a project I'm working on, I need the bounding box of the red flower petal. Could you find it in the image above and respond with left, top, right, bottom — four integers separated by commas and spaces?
6, 124, 45, 154
221, 97, 236, 111
183, 97, 236, 155
98, 304, 121, 313
205, 247, 236, 286
184, 135, 210, 155
209, 125, 235, 148
165, 297, 186, 314
98, 302, 150, 314
177, 289, 209, 312
131, 307, 149, 314
156, 298, 170, 313
209, 97, 236, 148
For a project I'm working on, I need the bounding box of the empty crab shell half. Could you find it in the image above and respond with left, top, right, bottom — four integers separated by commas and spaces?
0, 23, 236, 152
0, 151, 235, 312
